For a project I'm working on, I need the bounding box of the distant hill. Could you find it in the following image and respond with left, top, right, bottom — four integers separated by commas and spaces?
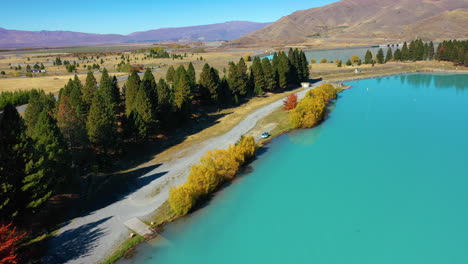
128, 21, 271, 42
232, 0, 468, 46
0, 21, 271, 48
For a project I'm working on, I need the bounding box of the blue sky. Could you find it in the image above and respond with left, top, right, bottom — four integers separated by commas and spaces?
1, 0, 338, 34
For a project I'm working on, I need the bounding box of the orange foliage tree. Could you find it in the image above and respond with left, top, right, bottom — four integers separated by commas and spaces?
283, 94, 298, 110
0, 223, 26, 264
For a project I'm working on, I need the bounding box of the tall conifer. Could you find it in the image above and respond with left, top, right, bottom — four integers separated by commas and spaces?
82, 71, 97, 113
125, 70, 141, 115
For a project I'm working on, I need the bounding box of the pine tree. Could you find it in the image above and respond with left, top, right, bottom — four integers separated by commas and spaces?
157, 79, 172, 108
69, 76, 86, 118
140, 68, 157, 119
166, 66, 175, 83
199, 63, 220, 103
250, 57, 265, 96
87, 89, 118, 152
82, 71, 97, 113
261, 58, 277, 92
423, 42, 429, 61
364, 50, 373, 64
401, 42, 409, 61
198, 63, 213, 101
173, 71, 192, 117
394, 48, 402, 61
24, 90, 55, 136
408, 40, 416, 61
99, 68, 120, 106
227, 62, 239, 95
236, 58, 249, 96
299, 50, 309, 81
416, 39, 425, 61
187, 62, 196, 86
125, 70, 141, 115
287, 48, 299, 84
24, 110, 70, 210
173, 65, 187, 90
156, 78, 173, 127
346, 59, 352, 66
337, 60, 342, 67
279, 51, 292, 86
227, 59, 248, 96
56, 94, 88, 152
218, 76, 232, 105
133, 87, 154, 138
0, 104, 31, 220
376, 48, 385, 64
428, 41, 435, 60
385, 47, 393, 62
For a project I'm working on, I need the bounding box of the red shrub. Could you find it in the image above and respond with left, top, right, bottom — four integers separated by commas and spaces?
283, 94, 298, 110
0, 223, 26, 264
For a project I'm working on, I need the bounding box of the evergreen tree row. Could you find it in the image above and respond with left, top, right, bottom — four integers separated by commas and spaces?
362, 39, 436, 64
435, 40, 468, 66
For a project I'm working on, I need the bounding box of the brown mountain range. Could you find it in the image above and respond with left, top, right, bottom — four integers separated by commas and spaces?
232, 0, 468, 46
0, 21, 270, 48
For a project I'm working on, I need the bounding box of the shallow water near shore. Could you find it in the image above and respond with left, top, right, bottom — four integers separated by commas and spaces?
119, 73, 468, 264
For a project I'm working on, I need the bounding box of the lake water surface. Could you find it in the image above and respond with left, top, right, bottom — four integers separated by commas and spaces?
120, 73, 468, 264
265, 46, 393, 63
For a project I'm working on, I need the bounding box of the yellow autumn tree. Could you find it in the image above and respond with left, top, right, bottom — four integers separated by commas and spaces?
289, 84, 337, 129
201, 149, 240, 181
187, 163, 221, 196
236, 136, 257, 161
168, 135, 257, 216
169, 184, 196, 216
309, 83, 337, 102
350, 56, 361, 63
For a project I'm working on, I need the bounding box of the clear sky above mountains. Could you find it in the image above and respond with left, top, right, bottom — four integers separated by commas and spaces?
2, 0, 338, 34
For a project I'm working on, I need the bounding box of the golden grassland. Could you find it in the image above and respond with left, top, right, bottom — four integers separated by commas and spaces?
0, 73, 127, 93
0, 50, 252, 93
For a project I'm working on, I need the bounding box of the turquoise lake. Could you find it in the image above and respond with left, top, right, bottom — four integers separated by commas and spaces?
264, 46, 394, 63
120, 73, 468, 264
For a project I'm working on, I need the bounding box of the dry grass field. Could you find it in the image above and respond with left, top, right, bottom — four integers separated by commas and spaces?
0, 48, 252, 93
0, 72, 127, 93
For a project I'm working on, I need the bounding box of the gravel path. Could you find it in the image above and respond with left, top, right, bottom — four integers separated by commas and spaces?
45, 81, 323, 264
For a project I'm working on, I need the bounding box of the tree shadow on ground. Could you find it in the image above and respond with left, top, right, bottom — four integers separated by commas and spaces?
115, 111, 228, 172
310, 77, 323, 84
79, 165, 168, 217
43, 216, 112, 264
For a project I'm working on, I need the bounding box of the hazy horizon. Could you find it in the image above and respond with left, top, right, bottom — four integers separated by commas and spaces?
1, 0, 338, 34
